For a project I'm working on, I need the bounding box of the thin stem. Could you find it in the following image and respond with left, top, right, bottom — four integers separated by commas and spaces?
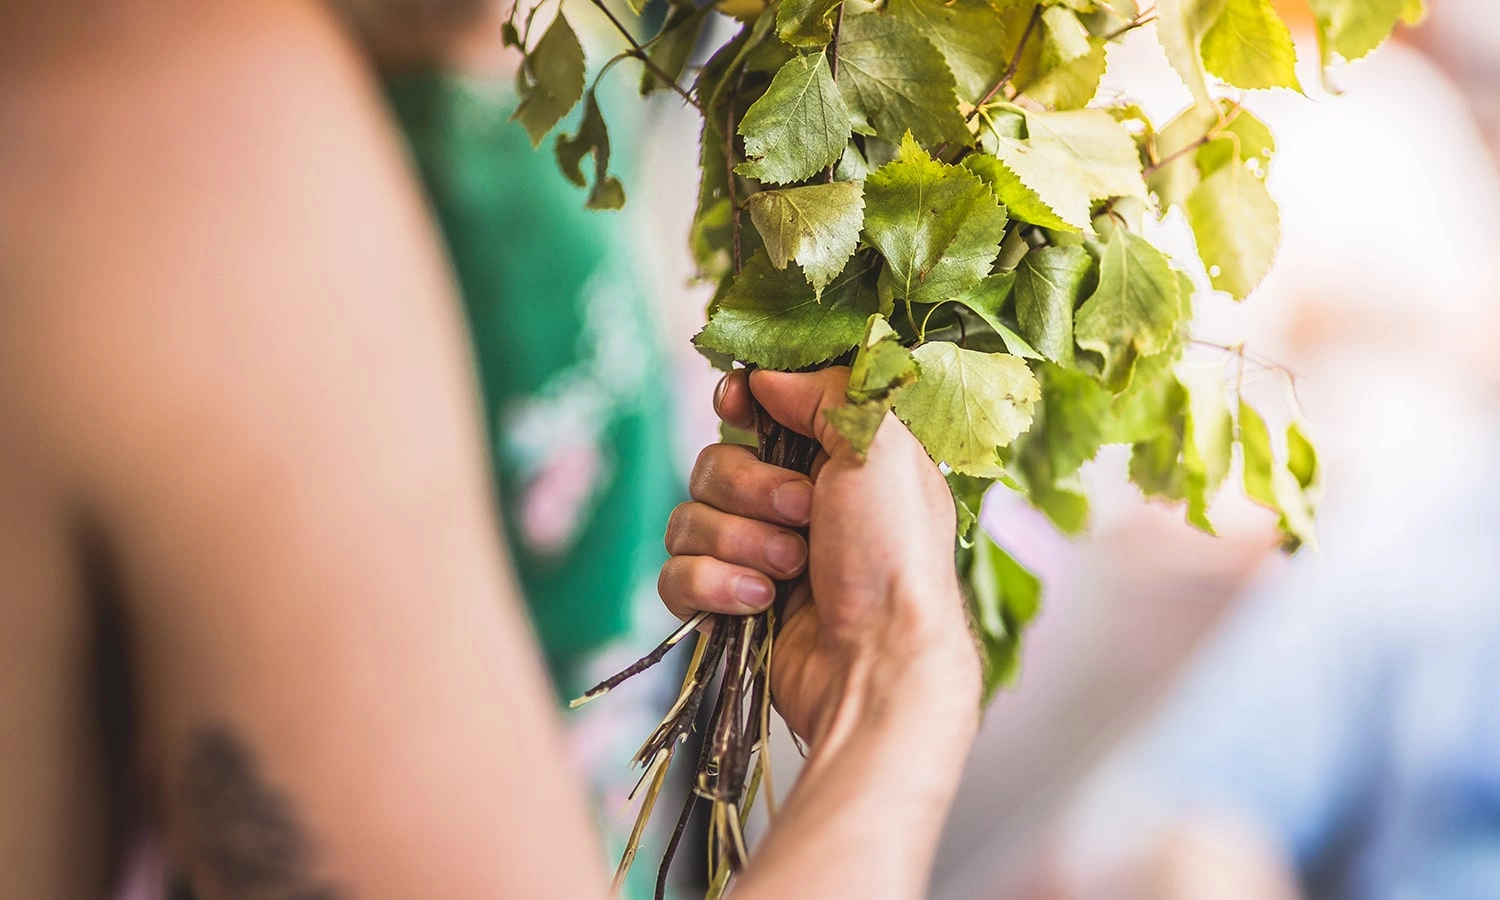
1104, 11, 1157, 42
570, 611, 709, 708
727, 96, 743, 273
1144, 103, 1243, 175
966, 4, 1043, 124
824, 5, 848, 183
586, 0, 703, 111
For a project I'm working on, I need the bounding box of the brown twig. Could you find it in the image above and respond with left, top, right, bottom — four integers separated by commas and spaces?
1144, 103, 1244, 175
966, 4, 1044, 124
586, 0, 704, 112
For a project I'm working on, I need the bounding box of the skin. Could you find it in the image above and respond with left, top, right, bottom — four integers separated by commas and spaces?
0, 2, 978, 898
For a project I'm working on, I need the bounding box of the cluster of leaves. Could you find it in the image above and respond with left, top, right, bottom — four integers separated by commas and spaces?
506, 0, 1417, 694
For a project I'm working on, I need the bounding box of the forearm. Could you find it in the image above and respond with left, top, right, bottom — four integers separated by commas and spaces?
734, 650, 979, 900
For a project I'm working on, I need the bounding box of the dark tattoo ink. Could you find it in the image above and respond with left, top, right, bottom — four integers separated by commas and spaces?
179, 725, 345, 900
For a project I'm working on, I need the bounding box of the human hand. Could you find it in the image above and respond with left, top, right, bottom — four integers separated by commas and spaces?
660, 368, 979, 746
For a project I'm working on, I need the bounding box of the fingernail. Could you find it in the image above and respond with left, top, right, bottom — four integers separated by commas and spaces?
735, 576, 774, 609
772, 480, 814, 525
713, 376, 729, 413
765, 533, 806, 575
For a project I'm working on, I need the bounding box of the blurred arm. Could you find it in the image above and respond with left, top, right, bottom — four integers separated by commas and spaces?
3, 2, 605, 897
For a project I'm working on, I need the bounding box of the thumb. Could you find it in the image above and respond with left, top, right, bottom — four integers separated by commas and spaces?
747, 368, 853, 455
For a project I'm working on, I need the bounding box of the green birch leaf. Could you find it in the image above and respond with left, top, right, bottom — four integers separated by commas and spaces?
746, 182, 866, 295
1074, 229, 1181, 392
1179, 363, 1232, 533
963, 154, 1078, 233
1082, 0, 1140, 36
1014, 245, 1094, 367
1148, 102, 1219, 211
1016, 6, 1107, 110
1186, 161, 1280, 300
555, 91, 626, 210
1028, 476, 1091, 535
1020, 35, 1108, 110
1239, 397, 1276, 506
948, 471, 995, 547
1198, 107, 1276, 177
1015, 363, 1113, 485
895, 342, 1040, 475
736, 52, 852, 184
887, 0, 1013, 106
777, 0, 842, 47
1287, 419, 1319, 490
512, 13, 587, 147
950, 273, 1045, 361
1129, 413, 1187, 500
1109, 349, 1186, 444
964, 530, 1043, 698
643, 3, 712, 95
695, 251, 877, 369
1306, 0, 1407, 64
826, 314, 919, 456
1241, 401, 1318, 551
1156, 0, 1227, 107
836, 12, 973, 147
1200, 0, 1301, 91
864, 134, 1009, 308
1277, 419, 1321, 551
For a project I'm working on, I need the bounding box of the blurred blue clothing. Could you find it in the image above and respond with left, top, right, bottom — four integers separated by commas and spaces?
1107, 436, 1500, 899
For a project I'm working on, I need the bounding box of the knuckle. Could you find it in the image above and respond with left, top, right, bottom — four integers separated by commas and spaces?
689, 446, 722, 499
663, 502, 695, 554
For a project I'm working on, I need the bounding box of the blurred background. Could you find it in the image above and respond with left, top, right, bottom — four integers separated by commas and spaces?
403, 0, 1500, 897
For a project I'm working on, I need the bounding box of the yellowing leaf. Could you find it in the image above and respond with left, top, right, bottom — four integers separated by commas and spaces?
746, 182, 865, 295
1179, 362, 1232, 533
988, 109, 1145, 231
895, 342, 1040, 475
1306, 0, 1407, 64
1240, 400, 1319, 551
1201, 0, 1301, 91
736, 53, 852, 184
1186, 161, 1281, 300
1025, 110, 1148, 202
1156, 0, 1228, 107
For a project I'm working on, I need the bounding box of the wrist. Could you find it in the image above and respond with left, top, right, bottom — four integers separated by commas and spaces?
808, 622, 981, 759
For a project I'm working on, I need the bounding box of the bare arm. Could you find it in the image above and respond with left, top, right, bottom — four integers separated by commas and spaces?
3, 2, 604, 896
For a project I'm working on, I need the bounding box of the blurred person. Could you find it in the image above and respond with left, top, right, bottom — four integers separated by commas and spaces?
935, 2, 1500, 897
1004, 8, 1500, 896
377, 17, 685, 895
0, 3, 981, 900
1036, 436, 1500, 899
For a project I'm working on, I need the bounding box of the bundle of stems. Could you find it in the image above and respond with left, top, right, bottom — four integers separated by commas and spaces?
572, 413, 819, 899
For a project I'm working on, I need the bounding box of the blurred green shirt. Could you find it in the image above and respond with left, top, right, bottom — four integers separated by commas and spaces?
384, 73, 680, 699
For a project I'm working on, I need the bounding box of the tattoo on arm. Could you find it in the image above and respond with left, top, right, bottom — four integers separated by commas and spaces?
178, 725, 346, 900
